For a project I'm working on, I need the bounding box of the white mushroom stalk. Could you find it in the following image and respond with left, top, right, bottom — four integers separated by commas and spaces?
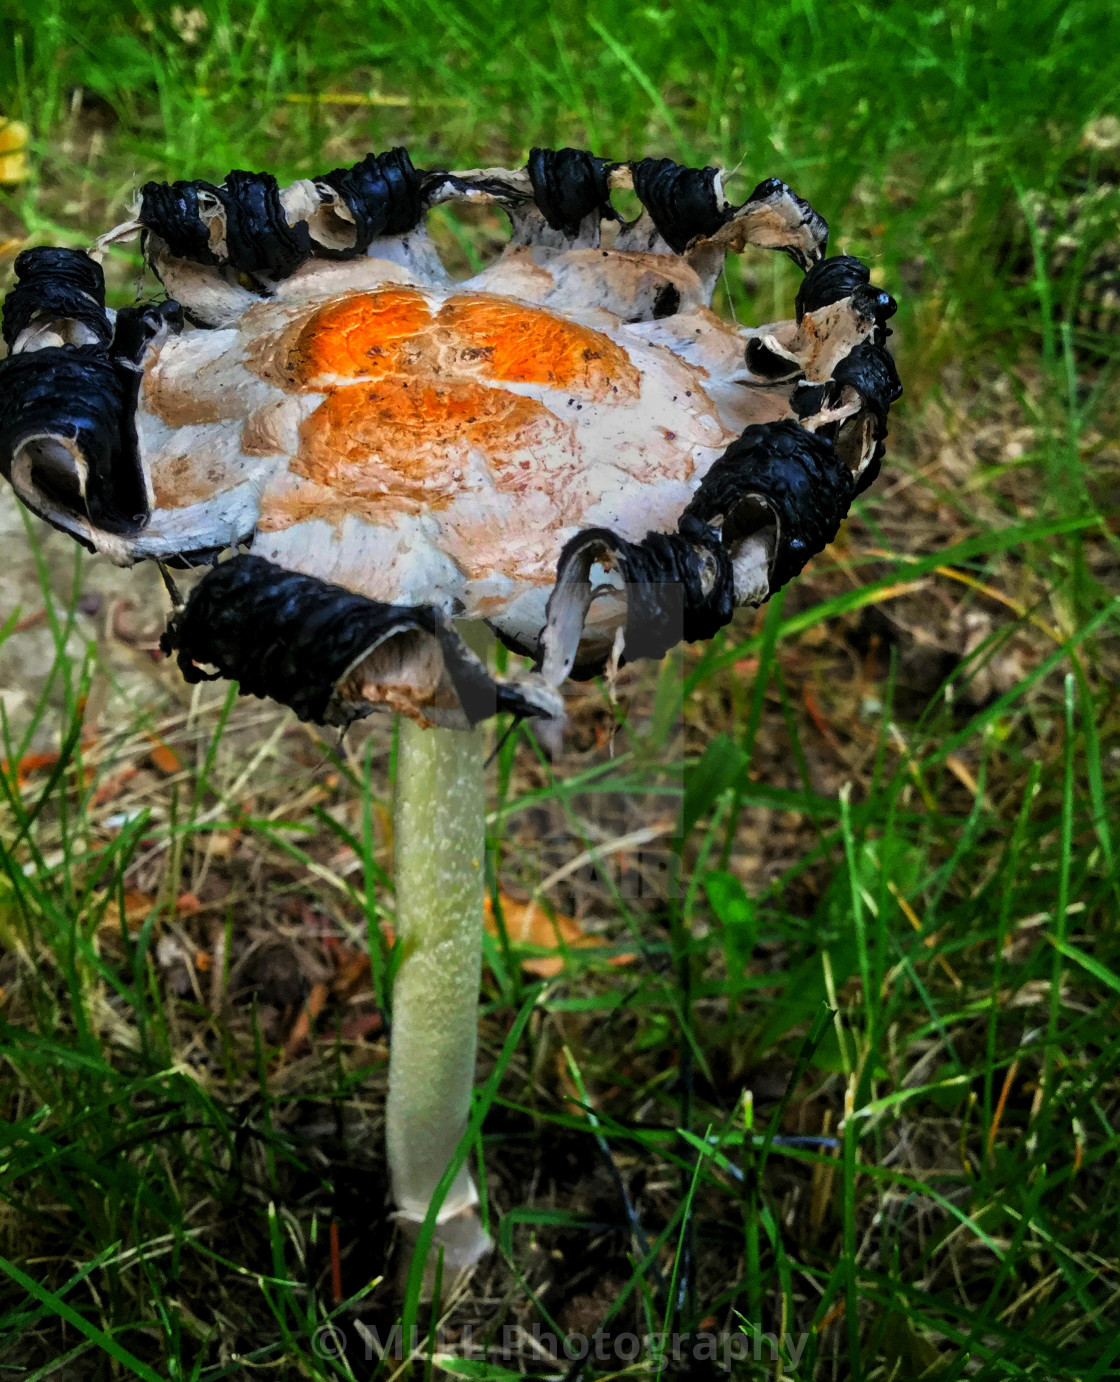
388, 716, 491, 1277
0, 143, 901, 1291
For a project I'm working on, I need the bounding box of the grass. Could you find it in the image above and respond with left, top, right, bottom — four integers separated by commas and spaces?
0, 0, 1119, 1376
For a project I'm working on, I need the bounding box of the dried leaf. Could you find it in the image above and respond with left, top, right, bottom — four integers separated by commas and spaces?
945, 753, 982, 799
802, 684, 845, 759
102, 891, 156, 932
146, 733, 184, 775
332, 946, 371, 998
4, 750, 62, 786
336, 1011, 383, 1042
283, 980, 330, 1060
484, 893, 634, 978
3, 733, 98, 789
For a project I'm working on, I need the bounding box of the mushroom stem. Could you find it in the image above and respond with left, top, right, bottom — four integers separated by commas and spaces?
386, 714, 492, 1287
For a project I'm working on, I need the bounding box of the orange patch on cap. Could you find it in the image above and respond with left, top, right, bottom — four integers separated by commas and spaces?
243, 285, 641, 532
287, 287, 433, 388
438, 294, 641, 401
294, 376, 573, 507
249, 286, 641, 407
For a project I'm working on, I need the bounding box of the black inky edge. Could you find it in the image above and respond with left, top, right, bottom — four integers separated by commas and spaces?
2, 247, 112, 350
212, 170, 313, 282
549, 418, 865, 678
735, 176, 824, 270
789, 343, 903, 496
791, 341, 903, 434
630, 157, 732, 253
795, 254, 870, 319
0, 346, 147, 536
111, 299, 184, 368
527, 147, 616, 237
550, 516, 735, 670
135, 146, 830, 289
140, 150, 424, 275
745, 178, 830, 269
744, 336, 802, 383
0, 250, 184, 538
317, 148, 424, 256
685, 419, 855, 593
161, 555, 551, 728
138, 181, 219, 264
795, 254, 898, 343
0, 153, 900, 707
142, 170, 317, 283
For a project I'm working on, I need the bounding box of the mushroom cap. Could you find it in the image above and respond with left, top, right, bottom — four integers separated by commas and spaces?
0, 149, 900, 728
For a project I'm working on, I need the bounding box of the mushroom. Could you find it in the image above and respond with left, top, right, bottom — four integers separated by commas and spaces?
0, 145, 901, 1286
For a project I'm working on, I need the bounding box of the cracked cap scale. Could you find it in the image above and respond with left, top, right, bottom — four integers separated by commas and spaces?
0, 146, 901, 730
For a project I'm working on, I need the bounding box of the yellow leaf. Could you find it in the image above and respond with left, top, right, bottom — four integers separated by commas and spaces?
484, 894, 634, 978
0, 120, 28, 186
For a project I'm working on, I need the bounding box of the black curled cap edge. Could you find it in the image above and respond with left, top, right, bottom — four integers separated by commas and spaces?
2, 247, 112, 350
209, 170, 313, 282
316, 148, 424, 256
795, 254, 897, 341
747, 176, 789, 201
11, 246, 105, 297
543, 519, 735, 680
744, 336, 803, 383
684, 419, 855, 594
527, 147, 616, 237
111, 299, 184, 367
840, 340, 903, 414
101, 300, 185, 530
630, 157, 732, 253
792, 341, 903, 434
744, 178, 830, 265
138, 180, 219, 264
746, 176, 823, 225
0, 345, 150, 538
795, 254, 869, 320
832, 343, 901, 496
160, 554, 554, 728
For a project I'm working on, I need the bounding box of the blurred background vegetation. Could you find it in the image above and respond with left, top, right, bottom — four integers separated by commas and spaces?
0, 2, 1118, 1378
